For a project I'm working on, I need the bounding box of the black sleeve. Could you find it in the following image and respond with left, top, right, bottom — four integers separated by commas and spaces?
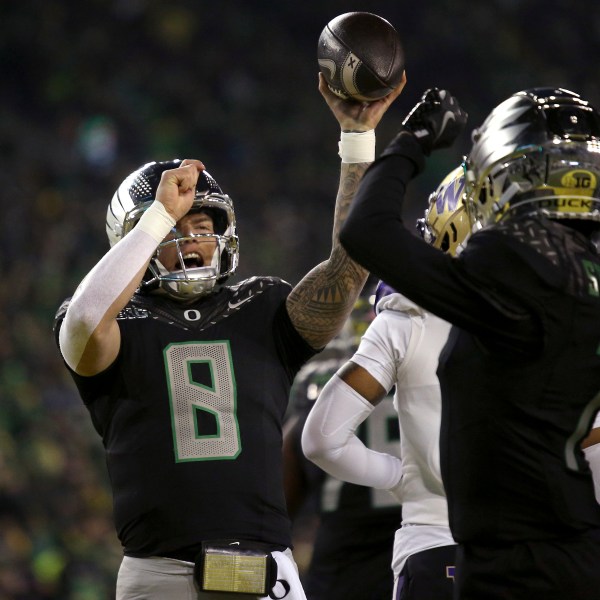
340, 135, 542, 353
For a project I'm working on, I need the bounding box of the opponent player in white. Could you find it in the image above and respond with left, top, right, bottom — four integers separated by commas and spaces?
302, 167, 468, 600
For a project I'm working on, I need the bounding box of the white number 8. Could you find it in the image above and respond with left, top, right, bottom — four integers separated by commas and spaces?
164, 341, 241, 462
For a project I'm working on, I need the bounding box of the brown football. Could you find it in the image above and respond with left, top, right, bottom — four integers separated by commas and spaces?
317, 12, 405, 102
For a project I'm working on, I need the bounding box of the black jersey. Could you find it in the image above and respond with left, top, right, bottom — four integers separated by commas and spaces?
54, 276, 317, 558
340, 142, 600, 544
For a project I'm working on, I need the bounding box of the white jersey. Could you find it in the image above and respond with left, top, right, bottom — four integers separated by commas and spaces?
351, 292, 456, 576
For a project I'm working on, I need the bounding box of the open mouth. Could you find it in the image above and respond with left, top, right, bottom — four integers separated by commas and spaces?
177, 252, 204, 270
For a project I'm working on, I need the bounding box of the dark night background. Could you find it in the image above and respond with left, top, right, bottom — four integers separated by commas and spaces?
1, 1, 598, 596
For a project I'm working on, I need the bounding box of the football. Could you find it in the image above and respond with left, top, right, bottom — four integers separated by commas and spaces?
317, 12, 405, 102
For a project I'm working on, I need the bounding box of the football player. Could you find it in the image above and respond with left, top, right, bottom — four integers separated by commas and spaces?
283, 287, 402, 600
53, 73, 405, 600
302, 167, 469, 600
339, 87, 600, 599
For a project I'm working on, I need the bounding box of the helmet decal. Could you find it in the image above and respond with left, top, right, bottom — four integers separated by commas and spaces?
559, 170, 597, 194
435, 170, 465, 215
418, 166, 471, 256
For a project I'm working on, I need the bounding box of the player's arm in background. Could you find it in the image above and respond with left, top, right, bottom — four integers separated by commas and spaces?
582, 413, 600, 503
301, 360, 402, 497
286, 73, 406, 351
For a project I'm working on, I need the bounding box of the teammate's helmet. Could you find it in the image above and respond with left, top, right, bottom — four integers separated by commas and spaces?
106, 159, 239, 300
417, 165, 470, 256
464, 87, 600, 230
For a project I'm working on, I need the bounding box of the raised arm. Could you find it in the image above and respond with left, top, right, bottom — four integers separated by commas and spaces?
286, 73, 406, 349
58, 160, 203, 376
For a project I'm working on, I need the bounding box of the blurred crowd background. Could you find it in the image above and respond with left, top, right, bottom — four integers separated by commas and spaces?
1, 0, 598, 597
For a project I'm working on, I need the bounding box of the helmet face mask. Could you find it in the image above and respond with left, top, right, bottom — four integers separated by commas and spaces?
463, 88, 600, 230
418, 165, 471, 256
106, 160, 239, 300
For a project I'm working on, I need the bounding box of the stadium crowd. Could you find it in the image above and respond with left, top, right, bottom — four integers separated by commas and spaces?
1, 0, 598, 597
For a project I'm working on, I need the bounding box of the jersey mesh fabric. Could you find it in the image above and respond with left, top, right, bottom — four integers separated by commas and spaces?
55, 277, 317, 558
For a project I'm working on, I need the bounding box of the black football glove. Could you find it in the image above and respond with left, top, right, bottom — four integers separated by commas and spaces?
401, 88, 468, 155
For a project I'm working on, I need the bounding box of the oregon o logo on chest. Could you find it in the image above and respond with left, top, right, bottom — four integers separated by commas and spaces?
184, 309, 202, 321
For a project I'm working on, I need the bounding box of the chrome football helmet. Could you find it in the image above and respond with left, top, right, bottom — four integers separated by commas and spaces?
106, 159, 239, 300
417, 165, 470, 256
464, 87, 600, 230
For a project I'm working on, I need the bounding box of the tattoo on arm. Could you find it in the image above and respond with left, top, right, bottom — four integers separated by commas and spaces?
331, 163, 369, 241
288, 162, 370, 349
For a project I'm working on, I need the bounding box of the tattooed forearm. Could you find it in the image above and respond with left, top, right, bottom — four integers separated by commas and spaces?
288, 162, 371, 349
332, 162, 371, 242
288, 247, 368, 349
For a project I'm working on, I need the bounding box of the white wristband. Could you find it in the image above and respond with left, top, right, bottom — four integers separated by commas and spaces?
136, 201, 177, 243
338, 129, 376, 163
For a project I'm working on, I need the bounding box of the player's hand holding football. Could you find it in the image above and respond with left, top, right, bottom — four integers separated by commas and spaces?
318, 71, 406, 132
156, 159, 205, 222
400, 88, 468, 154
